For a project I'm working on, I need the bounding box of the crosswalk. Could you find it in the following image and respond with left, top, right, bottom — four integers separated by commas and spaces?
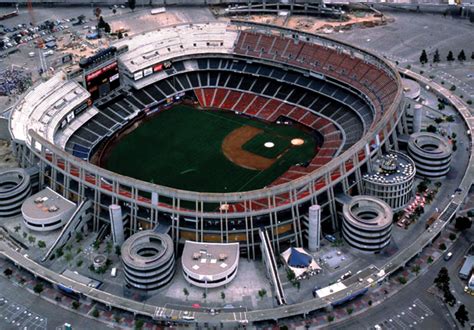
371, 299, 433, 329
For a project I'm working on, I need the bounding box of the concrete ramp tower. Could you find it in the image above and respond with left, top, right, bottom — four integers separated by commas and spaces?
308, 205, 321, 252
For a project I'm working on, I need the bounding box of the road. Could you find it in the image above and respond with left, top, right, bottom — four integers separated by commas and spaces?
331, 229, 473, 330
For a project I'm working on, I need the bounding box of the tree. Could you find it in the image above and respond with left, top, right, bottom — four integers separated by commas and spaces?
447, 51, 455, 62
439, 243, 447, 251
427, 256, 433, 264
118, 31, 124, 39
75, 231, 83, 242
128, 0, 136, 11
183, 288, 189, 300
112, 8, 117, 15
104, 23, 111, 34
3, 268, 13, 277
286, 268, 296, 282
444, 289, 456, 306
135, 319, 144, 330
28, 235, 36, 244
471, 51, 474, 60
426, 125, 437, 133
221, 291, 225, 301
258, 289, 267, 299
419, 49, 428, 65
412, 265, 421, 275
347, 307, 354, 315
455, 304, 469, 326
33, 283, 44, 294
92, 308, 100, 317
449, 233, 457, 241
94, 7, 102, 19
457, 50, 466, 62
398, 276, 407, 284
417, 181, 428, 193
14, 225, 21, 233
106, 241, 113, 254
202, 292, 207, 301
97, 16, 106, 30
65, 253, 73, 263
327, 315, 335, 322
433, 49, 440, 63
455, 216, 472, 231
115, 245, 121, 256
72, 301, 81, 309
38, 240, 46, 249
434, 267, 450, 290
76, 259, 83, 267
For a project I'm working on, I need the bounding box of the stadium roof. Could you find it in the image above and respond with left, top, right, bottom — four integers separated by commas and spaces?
10, 71, 89, 146
115, 22, 238, 74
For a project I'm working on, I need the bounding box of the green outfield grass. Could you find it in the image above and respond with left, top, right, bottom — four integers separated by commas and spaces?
104, 105, 316, 193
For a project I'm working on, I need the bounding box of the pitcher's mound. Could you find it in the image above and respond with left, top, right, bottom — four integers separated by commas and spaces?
291, 138, 305, 146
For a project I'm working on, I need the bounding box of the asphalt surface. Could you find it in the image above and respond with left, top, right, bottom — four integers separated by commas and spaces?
0, 275, 108, 330
330, 229, 473, 330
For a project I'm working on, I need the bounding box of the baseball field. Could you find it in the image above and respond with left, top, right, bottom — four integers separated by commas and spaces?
103, 105, 317, 193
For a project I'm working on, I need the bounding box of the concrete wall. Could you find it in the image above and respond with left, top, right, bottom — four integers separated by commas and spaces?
0, 118, 11, 141
0, 0, 323, 5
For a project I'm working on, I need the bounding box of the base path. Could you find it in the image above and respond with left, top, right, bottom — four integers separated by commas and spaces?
221, 126, 276, 171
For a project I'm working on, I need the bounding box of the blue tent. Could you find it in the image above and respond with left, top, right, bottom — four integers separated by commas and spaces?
287, 248, 311, 268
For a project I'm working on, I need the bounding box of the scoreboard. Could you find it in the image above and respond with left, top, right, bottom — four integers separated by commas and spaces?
85, 61, 120, 102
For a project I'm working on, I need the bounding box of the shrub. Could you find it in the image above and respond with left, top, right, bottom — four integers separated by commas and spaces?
347, 307, 354, 315
71, 301, 80, 309
427, 256, 434, 263
92, 308, 99, 317
398, 276, 407, 284
327, 315, 335, 322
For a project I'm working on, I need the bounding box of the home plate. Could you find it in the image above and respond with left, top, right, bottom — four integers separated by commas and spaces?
264, 142, 275, 148
291, 138, 304, 146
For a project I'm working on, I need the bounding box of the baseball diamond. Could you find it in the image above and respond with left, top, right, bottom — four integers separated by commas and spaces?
101, 105, 317, 193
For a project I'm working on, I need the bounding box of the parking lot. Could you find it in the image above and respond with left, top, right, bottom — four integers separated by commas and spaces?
371, 299, 434, 329
0, 296, 47, 330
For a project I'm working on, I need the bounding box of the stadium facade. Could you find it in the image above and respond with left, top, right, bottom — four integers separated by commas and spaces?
9, 21, 406, 258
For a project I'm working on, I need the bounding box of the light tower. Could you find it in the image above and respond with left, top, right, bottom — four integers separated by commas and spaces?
308, 204, 321, 252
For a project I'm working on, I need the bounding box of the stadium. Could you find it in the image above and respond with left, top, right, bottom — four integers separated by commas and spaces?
9, 20, 404, 259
